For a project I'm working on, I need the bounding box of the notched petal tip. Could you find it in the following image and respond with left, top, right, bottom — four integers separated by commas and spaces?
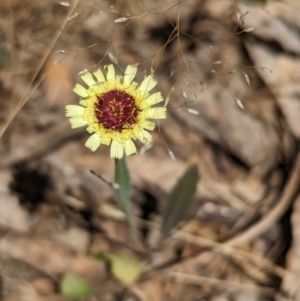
110, 141, 124, 159
85, 133, 101, 152
139, 75, 157, 95
139, 130, 153, 144
65, 105, 84, 117
124, 139, 137, 156
105, 64, 116, 81
69, 117, 88, 129
124, 65, 138, 85
73, 83, 89, 98
145, 91, 164, 106
81, 72, 95, 86
93, 69, 105, 83
142, 120, 156, 131
148, 107, 167, 119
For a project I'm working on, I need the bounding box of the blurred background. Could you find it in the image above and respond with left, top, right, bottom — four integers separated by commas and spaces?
0, 0, 300, 300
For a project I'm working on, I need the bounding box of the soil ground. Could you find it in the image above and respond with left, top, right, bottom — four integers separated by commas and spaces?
0, 0, 300, 300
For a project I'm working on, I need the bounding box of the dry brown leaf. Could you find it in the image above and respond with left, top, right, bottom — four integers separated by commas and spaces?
244, 39, 300, 138
240, 2, 300, 55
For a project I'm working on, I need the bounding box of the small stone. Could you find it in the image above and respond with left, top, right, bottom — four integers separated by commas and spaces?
53, 227, 90, 252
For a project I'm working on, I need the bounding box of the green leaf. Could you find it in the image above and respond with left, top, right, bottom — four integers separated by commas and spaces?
60, 273, 92, 299
104, 252, 141, 286
114, 157, 131, 214
162, 165, 199, 239
0, 49, 10, 69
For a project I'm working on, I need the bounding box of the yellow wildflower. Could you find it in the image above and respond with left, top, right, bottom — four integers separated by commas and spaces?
66, 64, 166, 159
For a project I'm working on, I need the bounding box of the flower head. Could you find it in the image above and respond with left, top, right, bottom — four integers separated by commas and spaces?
66, 64, 167, 159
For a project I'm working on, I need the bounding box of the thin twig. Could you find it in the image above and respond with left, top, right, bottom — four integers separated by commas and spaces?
171, 230, 285, 278
80, 199, 285, 278
0, 0, 80, 138
90, 170, 114, 187
169, 271, 275, 295
225, 152, 300, 247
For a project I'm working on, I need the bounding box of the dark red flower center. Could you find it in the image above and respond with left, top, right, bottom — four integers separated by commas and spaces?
94, 89, 139, 132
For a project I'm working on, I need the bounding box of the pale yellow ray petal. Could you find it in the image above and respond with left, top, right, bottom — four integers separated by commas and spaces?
65, 105, 85, 117
148, 107, 167, 119
69, 117, 88, 128
142, 120, 156, 131
145, 92, 163, 105
105, 64, 115, 81
79, 100, 87, 106
73, 83, 89, 97
139, 75, 157, 94
81, 72, 95, 86
124, 65, 137, 85
93, 69, 105, 82
124, 139, 137, 156
110, 140, 124, 159
85, 133, 101, 152
139, 130, 153, 144
86, 125, 96, 134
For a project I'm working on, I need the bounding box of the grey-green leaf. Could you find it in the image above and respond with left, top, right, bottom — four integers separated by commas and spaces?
114, 158, 137, 234
162, 165, 199, 239
114, 157, 131, 213
0, 49, 10, 69
240, 0, 266, 4
60, 273, 92, 299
